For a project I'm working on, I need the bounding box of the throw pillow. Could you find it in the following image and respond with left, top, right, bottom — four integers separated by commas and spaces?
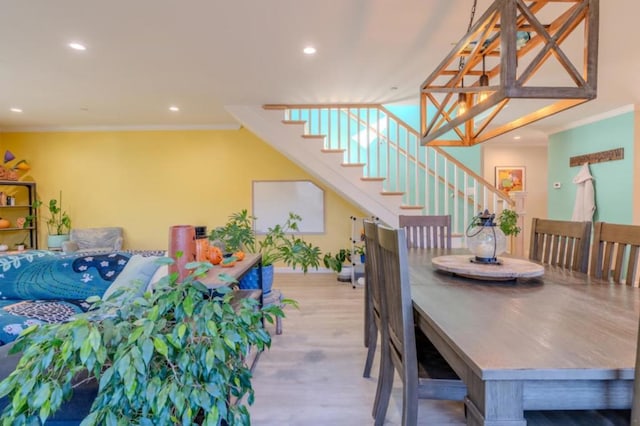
102, 255, 163, 301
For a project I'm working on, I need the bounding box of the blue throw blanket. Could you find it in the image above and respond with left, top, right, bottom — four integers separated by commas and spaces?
0, 251, 131, 300
0, 251, 134, 345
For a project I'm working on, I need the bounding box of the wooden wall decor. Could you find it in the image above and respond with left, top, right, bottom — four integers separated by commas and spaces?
420, 0, 599, 147
569, 148, 624, 167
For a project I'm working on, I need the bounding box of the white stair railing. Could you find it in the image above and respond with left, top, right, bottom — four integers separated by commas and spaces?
264, 104, 513, 235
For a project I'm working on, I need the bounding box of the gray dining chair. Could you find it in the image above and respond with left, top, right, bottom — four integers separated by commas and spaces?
374, 224, 466, 426
590, 222, 640, 285
529, 218, 592, 273
398, 215, 452, 249
362, 220, 383, 379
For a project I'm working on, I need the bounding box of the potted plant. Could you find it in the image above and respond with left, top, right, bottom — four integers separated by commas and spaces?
45, 191, 72, 250
209, 209, 256, 254
0, 260, 288, 424
497, 208, 521, 237
323, 249, 351, 274
214, 210, 322, 294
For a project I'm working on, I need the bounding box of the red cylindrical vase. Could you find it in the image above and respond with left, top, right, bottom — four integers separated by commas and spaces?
168, 225, 196, 282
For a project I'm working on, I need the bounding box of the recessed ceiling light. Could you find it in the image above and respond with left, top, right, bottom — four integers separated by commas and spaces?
68, 42, 87, 51
9, 108, 22, 113
303, 46, 316, 55
169, 106, 180, 112
513, 135, 521, 140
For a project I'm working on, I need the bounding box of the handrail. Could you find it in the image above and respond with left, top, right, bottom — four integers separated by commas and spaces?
263, 103, 514, 234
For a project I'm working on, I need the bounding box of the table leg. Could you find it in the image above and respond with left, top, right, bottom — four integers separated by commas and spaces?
465, 376, 526, 426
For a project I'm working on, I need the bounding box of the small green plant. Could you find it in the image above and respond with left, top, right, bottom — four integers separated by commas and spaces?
0, 259, 291, 425
45, 191, 71, 235
209, 209, 256, 253
498, 208, 521, 236
322, 249, 351, 273
23, 199, 41, 229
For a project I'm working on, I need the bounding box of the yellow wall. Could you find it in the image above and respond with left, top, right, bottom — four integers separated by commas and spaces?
1, 129, 365, 257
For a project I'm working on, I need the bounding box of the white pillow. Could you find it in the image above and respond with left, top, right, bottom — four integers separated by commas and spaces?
146, 264, 169, 292
103, 255, 163, 300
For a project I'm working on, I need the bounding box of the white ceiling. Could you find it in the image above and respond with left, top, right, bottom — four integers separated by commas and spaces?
0, 0, 637, 144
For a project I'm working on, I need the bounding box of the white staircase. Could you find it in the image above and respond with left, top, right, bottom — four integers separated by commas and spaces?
225, 104, 512, 232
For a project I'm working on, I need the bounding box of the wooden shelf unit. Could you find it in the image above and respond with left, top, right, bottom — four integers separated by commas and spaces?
0, 181, 37, 249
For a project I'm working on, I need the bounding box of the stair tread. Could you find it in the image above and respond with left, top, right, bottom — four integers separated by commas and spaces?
341, 163, 366, 168
400, 205, 424, 209
282, 120, 306, 125
263, 104, 287, 110
381, 191, 404, 196
322, 149, 346, 153
361, 177, 385, 181
302, 134, 326, 139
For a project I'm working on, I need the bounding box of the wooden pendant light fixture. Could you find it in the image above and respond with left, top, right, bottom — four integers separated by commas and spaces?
420, 0, 599, 146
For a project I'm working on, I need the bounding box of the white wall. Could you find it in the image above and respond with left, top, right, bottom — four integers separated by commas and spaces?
482, 143, 548, 257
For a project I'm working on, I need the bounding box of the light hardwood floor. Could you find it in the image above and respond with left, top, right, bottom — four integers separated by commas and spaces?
249, 273, 466, 426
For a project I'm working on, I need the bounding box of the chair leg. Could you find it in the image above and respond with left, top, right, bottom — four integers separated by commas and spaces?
401, 370, 419, 426
362, 319, 378, 378
373, 341, 394, 425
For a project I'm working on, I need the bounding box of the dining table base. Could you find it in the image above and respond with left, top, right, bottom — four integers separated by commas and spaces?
462, 374, 633, 425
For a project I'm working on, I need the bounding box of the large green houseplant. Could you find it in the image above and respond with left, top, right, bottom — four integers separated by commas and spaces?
0, 259, 287, 425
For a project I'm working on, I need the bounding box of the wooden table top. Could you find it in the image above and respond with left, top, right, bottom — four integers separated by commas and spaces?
198, 253, 261, 288
409, 248, 640, 381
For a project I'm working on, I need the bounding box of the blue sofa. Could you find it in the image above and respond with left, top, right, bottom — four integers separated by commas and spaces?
0, 249, 165, 424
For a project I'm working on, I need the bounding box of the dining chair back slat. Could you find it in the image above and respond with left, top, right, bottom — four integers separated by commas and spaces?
529, 218, 592, 273
399, 215, 451, 249
590, 222, 640, 285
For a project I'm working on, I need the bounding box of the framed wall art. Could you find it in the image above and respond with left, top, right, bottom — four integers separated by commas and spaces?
495, 166, 525, 193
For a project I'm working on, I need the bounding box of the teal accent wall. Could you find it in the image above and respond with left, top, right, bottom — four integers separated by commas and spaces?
547, 112, 634, 223
384, 104, 482, 174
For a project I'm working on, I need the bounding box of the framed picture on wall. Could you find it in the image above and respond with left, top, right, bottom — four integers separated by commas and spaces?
495, 166, 525, 193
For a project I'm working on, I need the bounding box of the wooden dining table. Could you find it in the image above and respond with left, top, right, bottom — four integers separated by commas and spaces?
409, 248, 640, 426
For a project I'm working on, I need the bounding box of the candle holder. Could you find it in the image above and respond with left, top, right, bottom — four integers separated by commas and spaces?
466, 210, 506, 265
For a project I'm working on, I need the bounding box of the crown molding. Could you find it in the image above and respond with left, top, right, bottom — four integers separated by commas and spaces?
548, 104, 637, 135
0, 123, 241, 133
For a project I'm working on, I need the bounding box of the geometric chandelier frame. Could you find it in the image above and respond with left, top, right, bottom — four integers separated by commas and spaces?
420, 0, 599, 146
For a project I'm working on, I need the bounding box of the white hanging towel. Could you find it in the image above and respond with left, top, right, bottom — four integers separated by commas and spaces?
571, 162, 595, 222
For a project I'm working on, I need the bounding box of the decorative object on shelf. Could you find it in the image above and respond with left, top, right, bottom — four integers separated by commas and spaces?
168, 225, 196, 281
3, 151, 15, 163
420, 0, 599, 146
194, 225, 209, 262
15, 217, 25, 229
0, 218, 11, 229
1, 150, 31, 181
44, 191, 72, 249
0, 244, 8, 252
